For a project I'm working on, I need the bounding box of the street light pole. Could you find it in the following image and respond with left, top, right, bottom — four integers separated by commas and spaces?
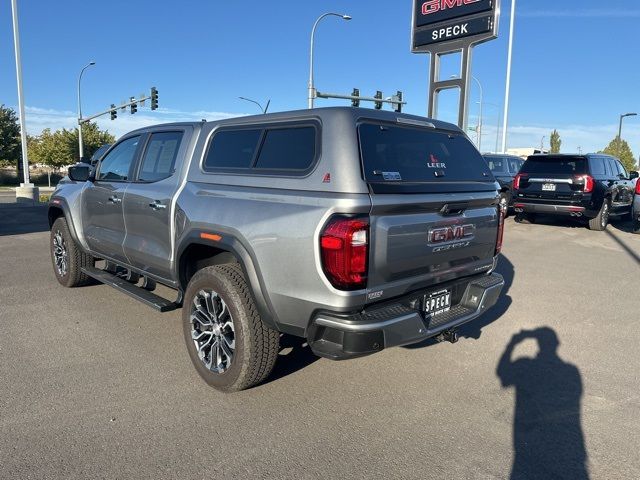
482, 101, 502, 153
77, 61, 96, 161
10, 0, 30, 186
472, 76, 483, 151
617, 113, 637, 158
308, 12, 351, 109
501, 0, 517, 153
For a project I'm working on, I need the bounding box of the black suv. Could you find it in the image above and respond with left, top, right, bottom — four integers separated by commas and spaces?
483, 154, 524, 211
513, 154, 638, 231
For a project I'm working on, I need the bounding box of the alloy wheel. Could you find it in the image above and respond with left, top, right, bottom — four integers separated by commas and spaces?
190, 289, 235, 373
52, 230, 68, 277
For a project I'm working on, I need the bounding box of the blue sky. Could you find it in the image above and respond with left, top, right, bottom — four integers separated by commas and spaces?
1, 0, 639, 156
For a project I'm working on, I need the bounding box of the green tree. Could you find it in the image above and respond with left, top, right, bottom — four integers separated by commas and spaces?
600, 137, 637, 172
28, 122, 115, 170
0, 104, 21, 168
549, 129, 561, 154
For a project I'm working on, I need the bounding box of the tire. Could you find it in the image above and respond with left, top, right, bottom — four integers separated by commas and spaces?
182, 264, 279, 392
514, 213, 536, 224
633, 219, 640, 234
588, 199, 610, 231
50, 217, 94, 287
499, 192, 511, 218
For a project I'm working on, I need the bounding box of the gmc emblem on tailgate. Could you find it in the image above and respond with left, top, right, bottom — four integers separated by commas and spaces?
428, 224, 475, 244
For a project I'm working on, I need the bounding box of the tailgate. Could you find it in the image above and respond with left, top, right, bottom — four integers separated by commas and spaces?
516, 155, 589, 201
356, 119, 500, 304
366, 192, 499, 302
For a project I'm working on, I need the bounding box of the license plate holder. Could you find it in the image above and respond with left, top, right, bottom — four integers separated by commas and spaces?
424, 288, 452, 317
542, 183, 556, 191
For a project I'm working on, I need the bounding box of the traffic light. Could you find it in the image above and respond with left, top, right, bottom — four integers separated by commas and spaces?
110, 104, 117, 121
393, 91, 403, 113
150, 87, 158, 110
130, 97, 137, 115
351, 88, 360, 108
374, 91, 383, 110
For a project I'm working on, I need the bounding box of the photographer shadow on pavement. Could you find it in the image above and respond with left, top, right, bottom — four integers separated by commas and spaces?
497, 327, 589, 480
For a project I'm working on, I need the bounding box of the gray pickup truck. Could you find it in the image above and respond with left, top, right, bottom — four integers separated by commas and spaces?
48, 107, 505, 392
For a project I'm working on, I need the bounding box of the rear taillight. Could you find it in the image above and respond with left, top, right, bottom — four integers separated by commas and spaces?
495, 203, 506, 256
635, 180, 640, 195
577, 174, 594, 193
513, 173, 527, 190
320, 216, 369, 290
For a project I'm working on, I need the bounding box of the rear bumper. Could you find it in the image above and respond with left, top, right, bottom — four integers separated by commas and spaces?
307, 273, 504, 360
513, 201, 591, 217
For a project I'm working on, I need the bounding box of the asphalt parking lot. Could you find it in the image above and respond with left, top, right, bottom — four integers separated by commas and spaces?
1, 208, 639, 479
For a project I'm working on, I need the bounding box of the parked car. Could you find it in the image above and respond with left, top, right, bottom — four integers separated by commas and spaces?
513, 153, 638, 230
48, 107, 506, 392
483, 153, 524, 211
632, 178, 640, 233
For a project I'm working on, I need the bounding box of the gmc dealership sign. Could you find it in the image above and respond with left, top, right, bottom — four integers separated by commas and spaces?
412, 0, 498, 51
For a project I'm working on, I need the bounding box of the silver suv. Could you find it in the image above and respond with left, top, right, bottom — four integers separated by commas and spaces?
48, 107, 505, 392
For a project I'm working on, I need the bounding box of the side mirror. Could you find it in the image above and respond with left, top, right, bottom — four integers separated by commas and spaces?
68, 163, 91, 182
629, 171, 639, 180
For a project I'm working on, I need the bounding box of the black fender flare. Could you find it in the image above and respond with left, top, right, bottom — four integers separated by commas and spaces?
175, 230, 282, 332
48, 197, 82, 246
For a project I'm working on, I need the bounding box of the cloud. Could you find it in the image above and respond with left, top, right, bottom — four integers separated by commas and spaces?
519, 9, 640, 19
465, 117, 640, 156
21, 105, 249, 139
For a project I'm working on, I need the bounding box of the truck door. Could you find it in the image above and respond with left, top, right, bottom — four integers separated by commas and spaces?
122, 129, 190, 280
82, 135, 143, 263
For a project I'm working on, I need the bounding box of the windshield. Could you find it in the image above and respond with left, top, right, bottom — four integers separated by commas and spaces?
359, 123, 491, 183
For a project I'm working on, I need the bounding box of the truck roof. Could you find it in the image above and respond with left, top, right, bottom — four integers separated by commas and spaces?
124, 107, 463, 137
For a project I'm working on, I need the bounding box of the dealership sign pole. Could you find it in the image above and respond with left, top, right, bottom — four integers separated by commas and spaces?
411, 0, 501, 132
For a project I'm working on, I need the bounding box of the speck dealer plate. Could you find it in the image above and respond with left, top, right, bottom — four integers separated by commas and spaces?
424, 288, 452, 317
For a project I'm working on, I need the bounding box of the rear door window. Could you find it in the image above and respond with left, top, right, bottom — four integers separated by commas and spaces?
359, 123, 491, 183
520, 156, 587, 176
615, 160, 628, 179
138, 131, 183, 182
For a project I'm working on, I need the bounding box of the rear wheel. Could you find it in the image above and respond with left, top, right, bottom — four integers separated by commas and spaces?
588, 199, 610, 231
50, 217, 94, 287
514, 213, 536, 224
499, 192, 511, 218
182, 264, 279, 392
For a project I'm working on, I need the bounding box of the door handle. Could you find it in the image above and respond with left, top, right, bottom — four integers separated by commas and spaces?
108, 196, 122, 204
148, 200, 167, 210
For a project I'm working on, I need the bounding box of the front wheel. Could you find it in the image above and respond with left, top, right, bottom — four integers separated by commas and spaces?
182, 264, 279, 392
50, 217, 94, 287
588, 199, 610, 231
